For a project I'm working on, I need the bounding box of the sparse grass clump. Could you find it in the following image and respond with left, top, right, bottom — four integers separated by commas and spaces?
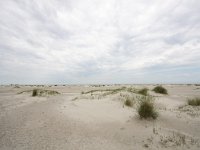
32, 89, 38, 96
127, 87, 137, 93
188, 98, 200, 106
124, 97, 134, 107
138, 88, 148, 96
138, 96, 158, 119
31, 89, 59, 97
153, 86, 167, 94
83, 87, 127, 96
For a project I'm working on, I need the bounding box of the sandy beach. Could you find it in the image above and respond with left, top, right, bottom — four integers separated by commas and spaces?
0, 84, 200, 150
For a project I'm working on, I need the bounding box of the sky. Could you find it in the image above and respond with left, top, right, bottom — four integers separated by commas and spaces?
0, 0, 200, 84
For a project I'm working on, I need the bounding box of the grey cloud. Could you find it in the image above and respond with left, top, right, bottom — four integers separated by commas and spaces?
0, 0, 200, 84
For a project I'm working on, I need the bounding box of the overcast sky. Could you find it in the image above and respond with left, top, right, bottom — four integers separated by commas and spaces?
0, 0, 200, 84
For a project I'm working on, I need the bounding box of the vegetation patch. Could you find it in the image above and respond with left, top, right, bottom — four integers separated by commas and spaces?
179, 105, 200, 117
18, 89, 60, 96
188, 98, 200, 106
124, 96, 134, 107
14, 85, 20, 88
32, 89, 38, 96
138, 96, 158, 119
153, 86, 168, 94
138, 88, 148, 96
127, 87, 137, 93
83, 89, 100, 94
83, 87, 127, 96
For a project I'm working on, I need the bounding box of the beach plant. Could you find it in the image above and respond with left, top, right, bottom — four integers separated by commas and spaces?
188, 98, 200, 106
138, 96, 158, 119
153, 86, 168, 94
32, 89, 38, 96
31, 89, 59, 97
84, 87, 127, 96
124, 97, 134, 107
138, 88, 148, 96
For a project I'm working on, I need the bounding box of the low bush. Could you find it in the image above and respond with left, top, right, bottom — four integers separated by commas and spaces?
32, 89, 60, 97
188, 98, 200, 106
138, 97, 158, 119
32, 89, 38, 97
124, 97, 134, 107
153, 86, 167, 94
138, 88, 148, 96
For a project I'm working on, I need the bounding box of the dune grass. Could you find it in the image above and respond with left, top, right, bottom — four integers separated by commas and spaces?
83, 87, 127, 95
31, 89, 60, 97
138, 96, 158, 119
32, 89, 38, 96
19, 89, 60, 96
188, 98, 200, 106
153, 86, 168, 94
138, 88, 148, 96
124, 97, 134, 107
83, 86, 144, 95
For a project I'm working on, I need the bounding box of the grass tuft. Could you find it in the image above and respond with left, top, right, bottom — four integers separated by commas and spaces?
188, 98, 200, 106
138, 88, 148, 96
83, 87, 127, 96
153, 86, 167, 94
124, 97, 134, 107
32, 89, 38, 97
30, 89, 60, 97
138, 96, 158, 119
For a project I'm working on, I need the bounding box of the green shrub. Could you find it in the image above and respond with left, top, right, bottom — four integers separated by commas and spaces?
138, 88, 148, 96
188, 98, 200, 106
153, 86, 167, 94
138, 97, 158, 119
32, 89, 38, 97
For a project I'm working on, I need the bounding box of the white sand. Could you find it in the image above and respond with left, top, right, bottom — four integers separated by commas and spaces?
0, 84, 200, 150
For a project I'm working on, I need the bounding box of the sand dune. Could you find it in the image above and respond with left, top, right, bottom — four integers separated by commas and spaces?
0, 85, 200, 150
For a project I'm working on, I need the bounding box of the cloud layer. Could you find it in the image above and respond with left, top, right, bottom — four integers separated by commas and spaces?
0, 0, 200, 84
